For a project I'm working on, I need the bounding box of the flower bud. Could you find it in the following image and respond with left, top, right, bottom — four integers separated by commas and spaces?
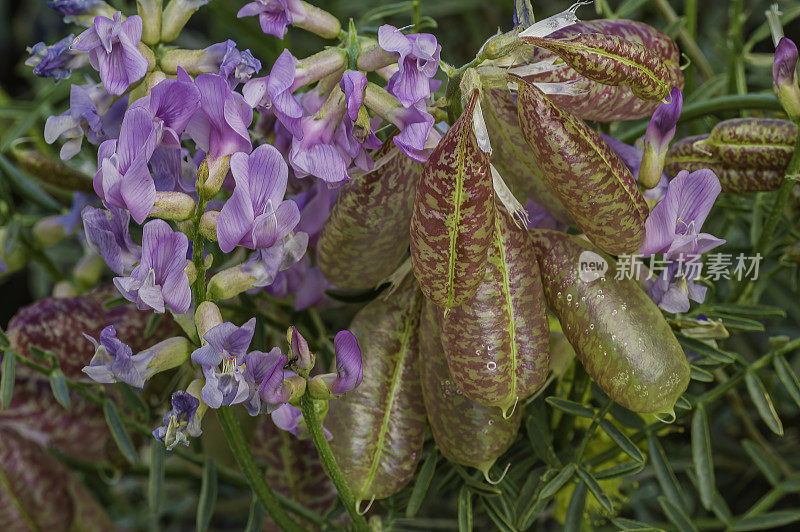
32, 216, 69, 246
774, 37, 800, 121
197, 155, 231, 199
184, 260, 197, 285
307, 373, 337, 400
356, 40, 396, 72
259, 354, 306, 405
161, 0, 210, 42
294, 2, 341, 39
199, 210, 219, 241
53, 280, 78, 298
137, 0, 163, 45
287, 326, 315, 373
149, 191, 197, 221
195, 301, 223, 342
292, 48, 348, 90
639, 87, 682, 189
143, 336, 193, 376
73, 253, 105, 290
207, 264, 259, 300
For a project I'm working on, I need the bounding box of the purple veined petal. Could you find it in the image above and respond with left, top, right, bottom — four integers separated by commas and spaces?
226, 317, 257, 355
258, 353, 289, 404
331, 330, 362, 395
110, 355, 146, 388
75, 24, 102, 51
192, 342, 225, 367
119, 158, 156, 224
774, 37, 798, 88
271, 403, 302, 434
672, 169, 721, 232
82, 205, 141, 275
119, 13, 143, 43
161, 269, 192, 315
96, 154, 123, 206
253, 200, 300, 248
243, 76, 269, 108
290, 143, 349, 183
377, 25, 413, 57
412, 33, 441, 76
137, 270, 168, 313
251, 207, 279, 249
222, 92, 254, 153
145, 78, 202, 136
248, 144, 289, 211
237, 2, 264, 18
693, 233, 726, 255
218, 152, 256, 252
387, 59, 431, 108
268, 50, 303, 119
659, 282, 691, 313
340, 70, 367, 121
638, 172, 684, 257
645, 87, 683, 154
201, 367, 224, 409
117, 107, 160, 171
82, 364, 116, 383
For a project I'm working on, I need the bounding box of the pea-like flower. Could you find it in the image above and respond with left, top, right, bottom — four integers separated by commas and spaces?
81, 205, 141, 275
82, 325, 148, 387
192, 318, 256, 408
237, 0, 305, 39
113, 219, 192, 314
639, 87, 683, 189
307, 330, 363, 397
186, 73, 253, 158
75, 12, 148, 95
26, 34, 87, 80
774, 37, 800, 120
153, 390, 203, 450
130, 75, 201, 147
377, 25, 441, 108
243, 49, 304, 136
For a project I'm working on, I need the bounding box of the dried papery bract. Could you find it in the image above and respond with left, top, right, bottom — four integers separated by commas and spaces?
317, 140, 422, 289
531, 230, 690, 414
410, 90, 494, 309
419, 299, 521, 478
440, 207, 549, 416
516, 19, 683, 122
516, 78, 648, 255
326, 275, 427, 503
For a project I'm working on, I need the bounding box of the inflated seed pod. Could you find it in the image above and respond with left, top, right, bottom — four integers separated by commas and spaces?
440, 207, 550, 415
317, 140, 423, 289
419, 298, 521, 476
665, 133, 788, 192
530, 230, 689, 415
326, 275, 427, 503
516, 78, 649, 255
519, 19, 683, 122
410, 90, 494, 309
697, 118, 797, 171
481, 90, 572, 224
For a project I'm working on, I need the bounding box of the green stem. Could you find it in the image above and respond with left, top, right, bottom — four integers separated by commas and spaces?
554, 364, 590, 450
727, 0, 746, 96
684, 0, 698, 95
191, 195, 209, 305
651, 0, 713, 80
300, 395, 369, 531
412, 0, 421, 30
217, 407, 306, 532
574, 400, 613, 462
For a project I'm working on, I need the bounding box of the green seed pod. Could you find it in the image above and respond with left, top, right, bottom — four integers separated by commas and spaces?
326, 275, 427, 503
665, 134, 787, 193
516, 78, 648, 255
410, 91, 494, 309
318, 140, 422, 289
530, 230, 689, 415
481, 89, 572, 224
518, 19, 682, 122
10, 145, 94, 192
440, 207, 550, 415
419, 298, 521, 476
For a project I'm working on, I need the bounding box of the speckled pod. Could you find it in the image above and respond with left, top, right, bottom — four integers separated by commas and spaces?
482, 89, 572, 224
440, 207, 550, 415
327, 275, 427, 503
516, 79, 648, 255
318, 140, 423, 289
697, 118, 797, 170
410, 91, 494, 309
0, 428, 111, 531
520, 20, 682, 122
665, 134, 788, 192
531, 230, 690, 414
420, 299, 521, 474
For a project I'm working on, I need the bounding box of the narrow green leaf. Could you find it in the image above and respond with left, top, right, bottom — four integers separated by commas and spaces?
648, 434, 686, 511
594, 461, 646, 480
143, 312, 164, 339
0, 328, 10, 349
612, 517, 661, 530
546, 397, 595, 418
564, 481, 588, 532
525, 401, 561, 467
103, 296, 129, 309
692, 406, 715, 510
705, 303, 786, 318
783, 473, 800, 492
458, 487, 473, 532
149, 441, 165, 514
196, 460, 218, 532
1, 349, 15, 410
49, 369, 71, 409
675, 395, 692, 410
774, 355, 800, 408
708, 313, 765, 332
118, 383, 149, 418
0, 154, 62, 212
690, 365, 714, 382
103, 399, 138, 464
406, 453, 437, 518
361, 1, 415, 22
244, 494, 264, 532
599, 419, 644, 462
678, 335, 735, 364
732, 511, 800, 530
741, 440, 781, 486
576, 468, 613, 513
540, 464, 576, 499
745, 372, 783, 436
686, 468, 732, 525
658, 496, 698, 532
482, 498, 516, 532
608, 403, 646, 429
29, 346, 51, 363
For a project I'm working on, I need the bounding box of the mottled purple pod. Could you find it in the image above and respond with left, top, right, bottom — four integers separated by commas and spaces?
516, 78, 648, 255
665, 133, 788, 192
519, 19, 683, 122
410, 91, 494, 309
326, 275, 427, 503
252, 417, 337, 531
697, 118, 797, 171
318, 140, 423, 289
419, 299, 521, 475
531, 230, 689, 414
0, 429, 111, 531
7, 289, 176, 380
481, 90, 572, 224
440, 207, 550, 415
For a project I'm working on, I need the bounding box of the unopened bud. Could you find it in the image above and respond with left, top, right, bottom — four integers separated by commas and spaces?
195, 301, 223, 342
199, 210, 219, 241
294, 2, 341, 40
184, 260, 197, 285
774, 38, 800, 122
207, 264, 258, 300
137, 0, 163, 45
150, 191, 196, 221
161, 0, 209, 42
143, 336, 193, 377
287, 326, 315, 374
32, 216, 69, 246
293, 48, 348, 90
197, 155, 231, 199
73, 253, 105, 289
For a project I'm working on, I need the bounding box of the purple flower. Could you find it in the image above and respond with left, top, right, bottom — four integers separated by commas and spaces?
647, 261, 707, 314
257, 353, 290, 403
217, 144, 300, 252
186, 73, 253, 157
600, 133, 668, 201
288, 326, 313, 371
774, 37, 798, 89
150, 146, 197, 193
243, 348, 286, 415
113, 219, 191, 314
197, 40, 262, 89
48, 0, 104, 16
153, 391, 201, 450
293, 179, 338, 245
331, 330, 362, 394
237, 0, 305, 39
192, 319, 255, 408
335, 116, 383, 172
55, 192, 96, 235
243, 50, 304, 136
388, 101, 436, 162
645, 87, 682, 154
94, 107, 160, 223
378, 25, 441, 108
524, 199, 567, 231
639, 169, 725, 259
265, 255, 335, 310
82, 325, 149, 387
75, 12, 148, 95
44, 83, 127, 159
82, 204, 141, 275
131, 76, 201, 147
288, 90, 350, 183
340, 70, 367, 121
271, 403, 332, 440
26, 35, 87, 80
